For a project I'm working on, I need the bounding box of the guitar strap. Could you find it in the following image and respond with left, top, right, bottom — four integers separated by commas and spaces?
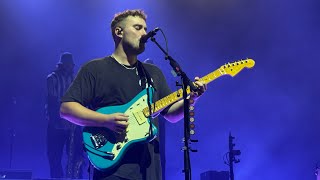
136, 61, 156, 91
137, 61, 156, 138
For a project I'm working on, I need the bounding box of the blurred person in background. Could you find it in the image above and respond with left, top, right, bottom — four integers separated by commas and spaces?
45, 52, 84, 179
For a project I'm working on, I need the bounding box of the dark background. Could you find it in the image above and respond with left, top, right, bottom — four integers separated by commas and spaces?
0, 0, 319, 179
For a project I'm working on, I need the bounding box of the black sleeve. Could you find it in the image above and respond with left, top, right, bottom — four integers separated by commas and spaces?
61, 65, 95, 107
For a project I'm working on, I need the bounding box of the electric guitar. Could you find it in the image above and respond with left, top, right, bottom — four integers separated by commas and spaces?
82, 59, 255, 171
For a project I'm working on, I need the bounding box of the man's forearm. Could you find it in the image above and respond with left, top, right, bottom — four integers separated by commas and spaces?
163, 99, 185, 123
163, 95, 199, 123
60, 102, 107, 127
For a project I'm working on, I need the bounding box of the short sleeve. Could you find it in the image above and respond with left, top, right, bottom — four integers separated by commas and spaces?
61, 66, 95, 107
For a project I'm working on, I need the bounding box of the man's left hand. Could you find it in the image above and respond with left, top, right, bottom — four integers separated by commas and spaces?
190, 76, 207, 102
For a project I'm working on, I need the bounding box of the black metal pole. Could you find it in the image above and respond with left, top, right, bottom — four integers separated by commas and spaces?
149, 37, 196, 180
182, 77, 191, 180
229, 153, 234, 180
228, 132, 240, 180
228, 133, 234, 180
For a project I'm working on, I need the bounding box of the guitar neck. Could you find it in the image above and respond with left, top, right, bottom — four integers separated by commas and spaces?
142, 68, 225, 117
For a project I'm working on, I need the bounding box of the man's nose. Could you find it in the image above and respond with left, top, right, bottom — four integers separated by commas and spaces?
142, 29, 147, 36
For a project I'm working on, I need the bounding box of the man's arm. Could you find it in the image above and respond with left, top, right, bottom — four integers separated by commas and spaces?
163, 77, 207, 123
60, 102, 129, 132
58, 64, 128, 133
163, 99, 184, 123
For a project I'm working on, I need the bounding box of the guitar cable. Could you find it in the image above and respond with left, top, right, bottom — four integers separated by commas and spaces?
83, 142, 115, 158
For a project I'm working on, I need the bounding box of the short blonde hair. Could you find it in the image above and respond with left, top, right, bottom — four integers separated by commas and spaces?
111, 9, 147, 42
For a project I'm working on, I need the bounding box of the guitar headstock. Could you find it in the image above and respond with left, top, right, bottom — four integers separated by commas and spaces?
219, 58, 255, 77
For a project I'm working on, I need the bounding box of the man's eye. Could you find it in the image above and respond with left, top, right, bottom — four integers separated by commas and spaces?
135, 25, 142, 30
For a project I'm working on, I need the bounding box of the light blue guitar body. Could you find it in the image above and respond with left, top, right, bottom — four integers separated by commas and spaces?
82, 88, 158, 171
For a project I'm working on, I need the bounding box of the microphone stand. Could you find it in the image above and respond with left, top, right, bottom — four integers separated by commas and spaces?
228, 132, 241, 180
229, 134, 235, 180
149, 37, 198, 180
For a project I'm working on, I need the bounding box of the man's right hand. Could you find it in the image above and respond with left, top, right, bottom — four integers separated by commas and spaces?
104, 113, 129, 134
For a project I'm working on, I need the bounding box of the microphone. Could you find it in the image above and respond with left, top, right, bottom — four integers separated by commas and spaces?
140, 27, 160, 44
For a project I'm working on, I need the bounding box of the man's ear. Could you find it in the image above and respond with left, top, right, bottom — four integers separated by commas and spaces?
115, 27, 123, 37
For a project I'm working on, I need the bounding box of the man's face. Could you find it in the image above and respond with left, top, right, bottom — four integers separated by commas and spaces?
120, 16, 147, 55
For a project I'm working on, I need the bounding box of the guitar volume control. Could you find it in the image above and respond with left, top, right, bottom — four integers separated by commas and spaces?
116, 144, 122, 150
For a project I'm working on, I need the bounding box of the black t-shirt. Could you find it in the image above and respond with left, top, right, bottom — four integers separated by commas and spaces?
61, 56, 172, 180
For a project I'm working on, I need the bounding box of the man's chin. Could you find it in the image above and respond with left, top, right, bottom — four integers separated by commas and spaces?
124, 43, 145, 55
136, 46, 145, 55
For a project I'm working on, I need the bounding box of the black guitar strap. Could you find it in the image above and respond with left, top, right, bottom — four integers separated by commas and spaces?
136, 61, 156, 91
137, 61, 156, 138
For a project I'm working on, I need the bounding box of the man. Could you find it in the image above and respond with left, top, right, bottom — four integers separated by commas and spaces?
60, 10, 206, 180
45, 52, 84, 178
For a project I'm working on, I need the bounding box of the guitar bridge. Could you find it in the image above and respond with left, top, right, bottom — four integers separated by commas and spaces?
90, 133, 107, 149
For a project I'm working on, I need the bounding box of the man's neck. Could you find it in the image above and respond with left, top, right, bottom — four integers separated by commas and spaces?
112, 47, 137, 66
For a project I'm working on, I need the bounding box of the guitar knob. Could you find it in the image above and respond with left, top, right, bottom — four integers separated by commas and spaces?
116, 144, 122, 150
124, 138, 129, 143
